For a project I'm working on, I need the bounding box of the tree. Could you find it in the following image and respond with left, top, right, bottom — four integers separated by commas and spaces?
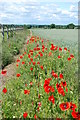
67, 23, 75, 29
50, 24, 55, 29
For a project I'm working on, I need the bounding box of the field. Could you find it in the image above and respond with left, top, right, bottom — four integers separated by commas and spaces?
1, 29, 79, 119
32, 29, 78, 58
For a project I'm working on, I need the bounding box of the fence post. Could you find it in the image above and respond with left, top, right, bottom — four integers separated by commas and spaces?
7, 26, 9, 39
2, 25, 4, 41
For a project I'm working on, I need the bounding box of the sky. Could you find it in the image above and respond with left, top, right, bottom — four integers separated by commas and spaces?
0, 0, 79, 25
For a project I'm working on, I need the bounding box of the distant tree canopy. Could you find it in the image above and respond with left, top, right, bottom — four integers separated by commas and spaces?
50, 24, 56, 28
23, 24, 32, 29
66, 23, 75, 29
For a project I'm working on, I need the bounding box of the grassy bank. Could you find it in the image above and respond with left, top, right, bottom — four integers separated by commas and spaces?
1, 29, 30, 69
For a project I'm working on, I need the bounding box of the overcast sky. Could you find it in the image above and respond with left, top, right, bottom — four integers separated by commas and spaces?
0, 0, 79, 25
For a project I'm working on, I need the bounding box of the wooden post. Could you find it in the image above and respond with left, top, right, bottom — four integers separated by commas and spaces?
2, 25, 4, 41
7, 26, 9, 39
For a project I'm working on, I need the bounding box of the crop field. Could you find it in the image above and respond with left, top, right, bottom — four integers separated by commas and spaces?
32, 29, 78, 58
1, 30, 79, 119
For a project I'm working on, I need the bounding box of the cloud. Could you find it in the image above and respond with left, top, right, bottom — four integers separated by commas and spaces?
0, 0, 78, 24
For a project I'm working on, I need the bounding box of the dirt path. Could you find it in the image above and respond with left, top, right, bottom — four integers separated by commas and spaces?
0, 29, 32, 87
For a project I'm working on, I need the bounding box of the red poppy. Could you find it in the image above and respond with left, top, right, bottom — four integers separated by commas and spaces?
59, 47, 62, 51
64, 47, 67, 51
58, 55, 61, 58
16, 64, 19, 67
51, 86, 55, 92
40, 53, 43, 57
48, 52, 52, 56
70, 102, 77, 111
59, 102, 70, 111
56, 83, 61, 89
24, 90, 30, 95
70, 54, 74, 58
58, 87, 65, 96
48, 95, 55, 104
44, 85, 51, 94
1, 70, 7, 75
72, 111, 80, 119
52, 72, 58, 78
16, 73, 21, 77
32, 62, 36, 65
34, 114, 38, 119
59, 73, 63, 79
37, 62, 40, 64
30, 67, 33, 71
40, 65, 43, 70
22, 61, 25, 64
28, 54, 31, 58
29, 50, 33, 53
68, 57, 71, 61
30, 58, 33, 62
24, 52, 26, 54
20, 56, 23, 59
29, 62, 31, 65
30, 81, 33, 86
2, 88, 7, 93
44, 79, 50, 88
25, 84, 27, 87
56, 118, 62, 120
17, 59, 20, 62
65, 87, 68, 92
61, 81, 67, 87
23, 54, 24, 56
23, 112, 28, 118
55, 46, 58, 50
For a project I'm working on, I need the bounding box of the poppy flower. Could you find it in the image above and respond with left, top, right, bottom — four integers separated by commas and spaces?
61, 81, 67, 87
72, 111, 80, 119
28, 54, 31, 58
56, 118, 62, 120
65, 87, 68, 92
30, 67, 33, 71
37, 62, 40, 64
2, 88, 7, 93
29, 62, 31, 65
1, 70, 7, 75
70, 102, 77, 111
48, 95, 55, 104
68, 57, 71, 61
16, 73, 21, 77
51, 86, 55, 92
24, 90, 30, 95
16, 64, 19, 67
58, 87, 65, 96
40, 65, 43, 70
30, 58, 33, 62
32, 62, 36, 65
56, 83, 61, 89
24, 52, 26, 54
23, 112, 28, 118
30, 81, 33, 86
44, 85, 51, 94
52, 72, 58, 78
25, 84, 27, 87
58, 55, 61, 58
64, 47, 67, 51
40, 53, 43, 57
48, 52, 52, 56
70, 54, 74, 58
37, 107, 39, 111
59, 73, 63, 79
55, 46, 58, 50
20, 56, 23, 59
34, 114, 38, 119
59, 102, 70, 111
59, 47, 62, 51
22, 61, 25, 64
17, 59, 20, 62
